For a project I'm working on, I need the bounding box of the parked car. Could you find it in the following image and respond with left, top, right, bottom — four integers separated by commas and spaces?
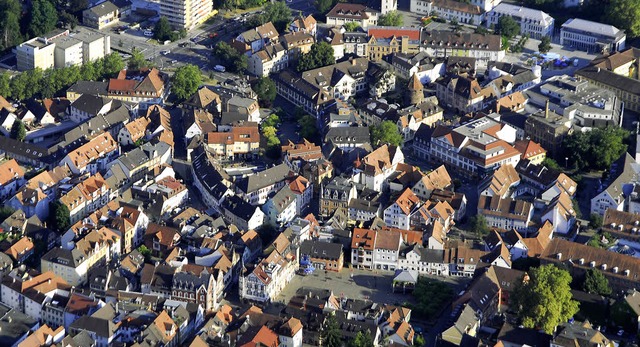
143, 31, 154, 37
160, 50, 170, 55
214, 65, 226, 72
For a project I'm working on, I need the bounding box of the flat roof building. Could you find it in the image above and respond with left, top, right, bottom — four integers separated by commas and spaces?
560, 18, 625, 53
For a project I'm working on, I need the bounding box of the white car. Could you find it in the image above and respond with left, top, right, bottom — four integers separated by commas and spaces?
160, 50, 170, 55
143, 31, 153, 37
214, 65, 226, 72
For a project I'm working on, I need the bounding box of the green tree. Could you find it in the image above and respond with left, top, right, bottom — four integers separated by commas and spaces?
411, 277, 454, 318
103, 52, 125, 76
321, 314, 342, 347
378, 10, 404, 26
470, 214, 490, 237
542, 157, 561, 170
59, 11, 79, 29
261, 1, 292, 32
370, 120, 403, 147
589, 213, 603, 229
343, 22, 361, 32
297, 41, 335, 72
48, 200, 71, 233
538, 36, 552, 53
315, 0, 338, 14
563, 127, 629, 171
497, 16, 520, 38
0, 0, 23, 51
212, 42, 247, 73
128, 48, 149, 70
172, 64, 202, 101
28, 0, 59, 37
137, 245, 151, 261
511, 264, 579, 334
582, 268, 612, 295
348, 331, 374, 347
154, 16, 174, 42
298, 115, 318, 141
254, 77, 277, 106
10, 120, 26, 141
262, 114, 280, 128
262, 125, 281, 159
605, 0, 640, 38
0, 206, 16, 222
68, 0, 89, 13
0, 73, 10, 98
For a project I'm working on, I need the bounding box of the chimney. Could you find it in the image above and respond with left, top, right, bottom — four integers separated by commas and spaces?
545, 100, 550, 119
496, 102, 500, 114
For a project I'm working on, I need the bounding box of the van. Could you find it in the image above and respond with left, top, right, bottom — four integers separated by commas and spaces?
214, 65, 226, 72
143, 31, 153, 37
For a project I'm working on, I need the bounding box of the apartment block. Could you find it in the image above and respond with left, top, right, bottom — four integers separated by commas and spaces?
160, 0, 214, 30
560, 18, 625, 53
486, 3, 554, 39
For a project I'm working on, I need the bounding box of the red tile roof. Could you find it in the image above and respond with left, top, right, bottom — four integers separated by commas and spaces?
368, 27, 421, 41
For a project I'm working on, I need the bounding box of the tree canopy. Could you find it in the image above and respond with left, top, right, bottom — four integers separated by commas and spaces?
511, 264, 580, 334
321, 314, 342, 347
342, 22, 361, 32
254, 77, 277, 106
605, 0, 640, 38
470, 214, 490, 237
48, 200, 71, 233
411, 277, 454, 319
378, 10, 404, 26
261, 1, 292, 32
28, 0, 58, 37
370, 120, 403, 147
497, 16, 520, 38
153, 17, 174, 42
563, 127, 629, 171
128, 48, 150, 70
298, 115, 318, 142
315, 0, 339, 14
10, 120, 26, 141
172, 64, 202, 101
348, 331, 374, 347
297, 41, 335, 72
212, 42, 248, 73
0, 0, 23, 51
538, 36, 552, 53
582, 268, 612, 295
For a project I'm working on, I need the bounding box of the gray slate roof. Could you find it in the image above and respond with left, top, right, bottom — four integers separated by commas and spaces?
300, 240, 343, 260
236, 163, 291, 194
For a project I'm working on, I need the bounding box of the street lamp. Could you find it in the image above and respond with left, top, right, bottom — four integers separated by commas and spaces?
565, 157, 568, 168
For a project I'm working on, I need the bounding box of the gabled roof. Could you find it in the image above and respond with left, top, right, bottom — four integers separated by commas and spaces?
391, 188, 421, 216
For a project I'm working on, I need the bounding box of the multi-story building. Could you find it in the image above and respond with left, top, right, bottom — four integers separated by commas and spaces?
159, 0, 214, 30
436, 75, 487, 114
300, 58, 369, 100
320, 176, 357, 217
429, 116, 521, 175
523, 107, 573, 156
366, 27, 421, 62
15, 31, 63, 71
299, 240, 344, 272
235, 163, 292, 205
478, 195, 534, 232
273, 70, 334, 116
575, 48, 640, 112
354, 144, 404, 191
60, 132, 119, 175
486, 4, 554, 39
16, 28, 111, 71
247, 43, 289, 77
1, 271, 70, 322
411, 0, 484, 25
221, 195, 266, 231
560, 18, 626, 53
591, 153, 639, 216
82, 1, 119, 29
41, 227, 121, 286
207, 126, 260, 160
106, 68, 168, 110
541, 238, 640, 293
326, 3, 379, 29
59, 173, 111, 224
384, 188, 421, 230
351, 228, 376, 268
422, 31, 504, 66
391, 52, 445, 84
525, 74, 623, 129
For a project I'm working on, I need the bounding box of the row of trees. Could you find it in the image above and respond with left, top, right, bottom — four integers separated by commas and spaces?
0, 52, 125, 100
0, 0, 86, 52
